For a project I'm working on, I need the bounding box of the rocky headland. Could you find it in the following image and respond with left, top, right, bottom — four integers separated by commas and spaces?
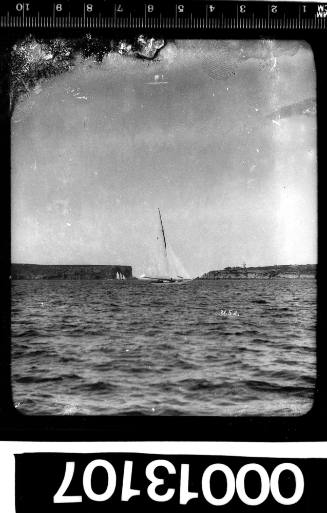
11, 264, 133, 280
199, 264, 316, 280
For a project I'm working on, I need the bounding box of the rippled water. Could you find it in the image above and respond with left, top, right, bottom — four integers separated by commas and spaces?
11, 279, 316, 416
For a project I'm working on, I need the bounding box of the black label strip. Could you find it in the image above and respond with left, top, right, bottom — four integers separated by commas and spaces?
14, 452, 327, 512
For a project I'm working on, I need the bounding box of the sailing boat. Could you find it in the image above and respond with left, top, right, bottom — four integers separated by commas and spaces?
139, 209, 191, 284
116, 271, 126, 280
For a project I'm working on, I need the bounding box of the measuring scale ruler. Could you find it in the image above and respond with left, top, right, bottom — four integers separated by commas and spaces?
0, 2, 326, 30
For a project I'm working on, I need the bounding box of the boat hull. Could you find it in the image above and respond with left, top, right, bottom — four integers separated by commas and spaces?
139, 276, 192, 284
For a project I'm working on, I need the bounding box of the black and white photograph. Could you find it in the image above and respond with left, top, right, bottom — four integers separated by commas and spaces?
10, 37, 317, 416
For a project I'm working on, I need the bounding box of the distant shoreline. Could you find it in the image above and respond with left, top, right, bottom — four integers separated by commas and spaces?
11, 263, 317, 280
11, 263, 133, 280
198, 264, 317, 280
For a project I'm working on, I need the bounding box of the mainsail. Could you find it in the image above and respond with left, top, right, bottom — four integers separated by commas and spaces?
166, 244, 190, 280
140, 209, 190, 283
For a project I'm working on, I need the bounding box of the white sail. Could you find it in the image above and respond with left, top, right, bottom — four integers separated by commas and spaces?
116, 271, 126, 280
166, 244, 190, 280
140, 209, 191, 283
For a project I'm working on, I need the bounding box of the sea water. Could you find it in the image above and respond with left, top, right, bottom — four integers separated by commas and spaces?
11, 279, 316, 416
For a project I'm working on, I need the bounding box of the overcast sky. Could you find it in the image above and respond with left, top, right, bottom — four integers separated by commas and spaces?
11, 40, 317, 278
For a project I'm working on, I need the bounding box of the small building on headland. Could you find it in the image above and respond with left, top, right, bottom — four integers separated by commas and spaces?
11, 264, 133, 280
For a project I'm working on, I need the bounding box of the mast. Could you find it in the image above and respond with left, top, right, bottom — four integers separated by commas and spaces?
158, 208, 168, 258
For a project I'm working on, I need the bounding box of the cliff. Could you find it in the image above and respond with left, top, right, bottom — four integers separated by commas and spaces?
199, 264, 317, 280
11, 264, 133, 280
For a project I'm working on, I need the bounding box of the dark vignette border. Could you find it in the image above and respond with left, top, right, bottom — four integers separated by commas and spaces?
0, 24, 326, 442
